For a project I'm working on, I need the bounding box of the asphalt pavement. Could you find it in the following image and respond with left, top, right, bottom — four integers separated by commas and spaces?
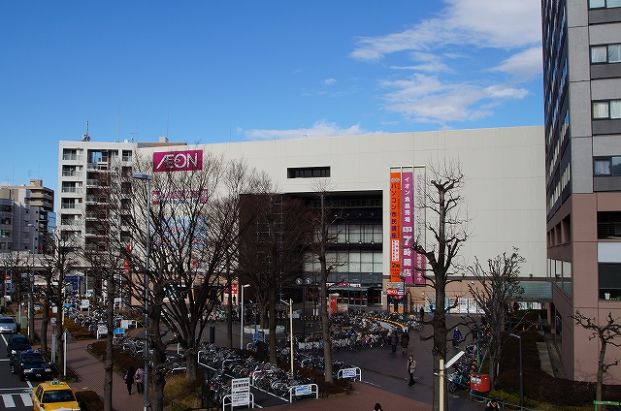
0, 333, 34, 411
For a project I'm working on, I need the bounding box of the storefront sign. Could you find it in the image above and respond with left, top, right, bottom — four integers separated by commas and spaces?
413, 167, 427, 285
389, 170, 401, 282
153, 149, 203, 172
401, 169, 414, 284
386, 281, 405, 297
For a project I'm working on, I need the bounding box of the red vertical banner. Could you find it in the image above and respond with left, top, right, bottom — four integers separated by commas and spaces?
401, 170, 414, 284
389, 170, 401, 282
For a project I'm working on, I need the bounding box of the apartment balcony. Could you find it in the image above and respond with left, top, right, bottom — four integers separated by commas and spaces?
61, 186, 83, 194
86, 179, 108, 188
61, 171, 83, 178
60, 204, 83, 213
87, 162, 111, 172
62, 154, 84, 162
85, 196, 108, 205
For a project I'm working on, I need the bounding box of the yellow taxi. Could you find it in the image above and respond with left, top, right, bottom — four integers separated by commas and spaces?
31, 379, 81, 411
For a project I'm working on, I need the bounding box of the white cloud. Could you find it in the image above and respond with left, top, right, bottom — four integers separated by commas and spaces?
323, 78, 337, 85
390, 52, 452, 73
492, 47, 543, 80
241, 121, 365, 140
381, 74, 527, 123
351, 0, 541, 61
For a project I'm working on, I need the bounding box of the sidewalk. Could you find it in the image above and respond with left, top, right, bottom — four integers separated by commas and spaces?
32, 313, 145, 411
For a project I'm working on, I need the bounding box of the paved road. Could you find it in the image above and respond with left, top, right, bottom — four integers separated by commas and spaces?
0, 333, 34, 410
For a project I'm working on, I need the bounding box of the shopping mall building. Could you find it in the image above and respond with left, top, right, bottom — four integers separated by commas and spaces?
58, 125, 546, 313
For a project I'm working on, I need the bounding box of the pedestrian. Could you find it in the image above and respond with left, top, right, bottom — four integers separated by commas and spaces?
452, 326, 462, 348
407, 355, 416, 386
124, 366, 135, 395
134, 366, 145, 394
485, 398, 499, 411
419, 306, 425, 323
373, 403, 384, 411
400, 330, 410, 355
390, 330, 398, 354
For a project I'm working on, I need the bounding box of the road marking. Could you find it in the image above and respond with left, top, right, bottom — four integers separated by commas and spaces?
0, 388, 30, 392
1, 394, 15, 408
0, 359, 10, 362
20, 393, 32, 406
0, 334, 7, 346
26, 380, 32, 389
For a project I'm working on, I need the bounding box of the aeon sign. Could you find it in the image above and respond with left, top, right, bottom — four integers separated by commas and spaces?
153, 149, 203, 173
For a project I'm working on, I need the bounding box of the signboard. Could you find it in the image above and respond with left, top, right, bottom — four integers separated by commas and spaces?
113, 328, 125, 336
231, 377, 251, 407
231, 282, 238, 296
66, 275, 80, 292
153, 149, 203, 173
389, 170, 402, 282
294, 385, 313, 396
412, 167, 427, 285
401, 169, 415, 284
340, 368, 358, 378
386, 281, 405, 298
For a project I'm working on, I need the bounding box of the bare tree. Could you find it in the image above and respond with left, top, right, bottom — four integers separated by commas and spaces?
39, 232, 80, 374
238, 191, 310, 364
304, 181, 342, 383
0, 251, 22, 315
410, 164, 467, 410
467, 250, 524, 389
572, 311, 621, 403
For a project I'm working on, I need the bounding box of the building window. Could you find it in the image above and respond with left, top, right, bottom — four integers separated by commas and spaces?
287, 167, 330, 178
593, 100, 621, 119
591, 45, 621, 64
594, 156, 621, 176
590, 0, 621, 8
598, 212, 621, 239
599, 263, 621, 300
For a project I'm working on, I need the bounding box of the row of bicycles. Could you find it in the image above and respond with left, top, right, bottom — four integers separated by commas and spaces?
198, 343, 357, 406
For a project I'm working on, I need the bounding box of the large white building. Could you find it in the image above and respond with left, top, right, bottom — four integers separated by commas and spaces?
58, 126, 545, 310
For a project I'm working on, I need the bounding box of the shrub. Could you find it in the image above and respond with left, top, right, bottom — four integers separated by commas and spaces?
164, 375, 202, 410
86, 341, 142, 373
64, 318, 94, 340
75, 390, 104, 411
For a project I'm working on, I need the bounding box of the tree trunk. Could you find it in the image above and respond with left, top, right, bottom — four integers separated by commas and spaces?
319, 282, 333, 383
227, 280, 233, 348
28, 281, 35, 343
185, 343, 198, 382
55, 295, 64, 375
597, 344, 606, 403
432, 285, 448, 411
104, 278, 115, 411
268, 288, 277, 364
40, 288, 50, 354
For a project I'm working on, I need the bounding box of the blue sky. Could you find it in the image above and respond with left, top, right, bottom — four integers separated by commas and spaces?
0, 0, 543, 191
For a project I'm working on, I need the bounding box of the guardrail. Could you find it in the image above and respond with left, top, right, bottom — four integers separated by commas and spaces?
288, 383, 318, 403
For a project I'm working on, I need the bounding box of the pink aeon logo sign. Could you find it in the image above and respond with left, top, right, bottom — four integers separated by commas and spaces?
153, 149, 203, 172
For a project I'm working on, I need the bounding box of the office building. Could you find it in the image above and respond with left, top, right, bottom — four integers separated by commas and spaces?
542, 0, 621, 382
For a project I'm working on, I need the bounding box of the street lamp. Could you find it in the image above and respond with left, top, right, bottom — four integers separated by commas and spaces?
510, 333, 524, 410
26, 223, 36, 342
280, 298, 294, 375
133, 171, 152, 411
240, 284, 250, 349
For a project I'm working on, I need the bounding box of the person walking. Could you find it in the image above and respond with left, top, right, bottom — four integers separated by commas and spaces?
485, 398, 499, 411
134, 366, 145, 394
419, 306, 425, 323
124, 366, 135, 395
390, 330, 398, 354
373, 403, 384, 411
407, 355, 417, 386
452, 326, 462, 348
400, 330, 410, 355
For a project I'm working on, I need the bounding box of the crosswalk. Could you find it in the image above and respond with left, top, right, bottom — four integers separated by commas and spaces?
1, 393, 32, 408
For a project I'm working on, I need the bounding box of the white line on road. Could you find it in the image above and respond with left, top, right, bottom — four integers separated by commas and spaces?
1, 394, 15, 408
20, 393, 32, 406
26, 380, 32, 389
0, 359, 10, 362
0, 334, 7, 346
0, 388, 30, 392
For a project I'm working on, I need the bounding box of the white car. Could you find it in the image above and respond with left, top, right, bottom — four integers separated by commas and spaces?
0, 316, 17, 333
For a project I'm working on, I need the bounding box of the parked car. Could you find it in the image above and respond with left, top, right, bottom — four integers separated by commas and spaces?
0, 316, 17, 333
6, 334, 31, 357
31, 379, 80, 411
10, 349, 54, 381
